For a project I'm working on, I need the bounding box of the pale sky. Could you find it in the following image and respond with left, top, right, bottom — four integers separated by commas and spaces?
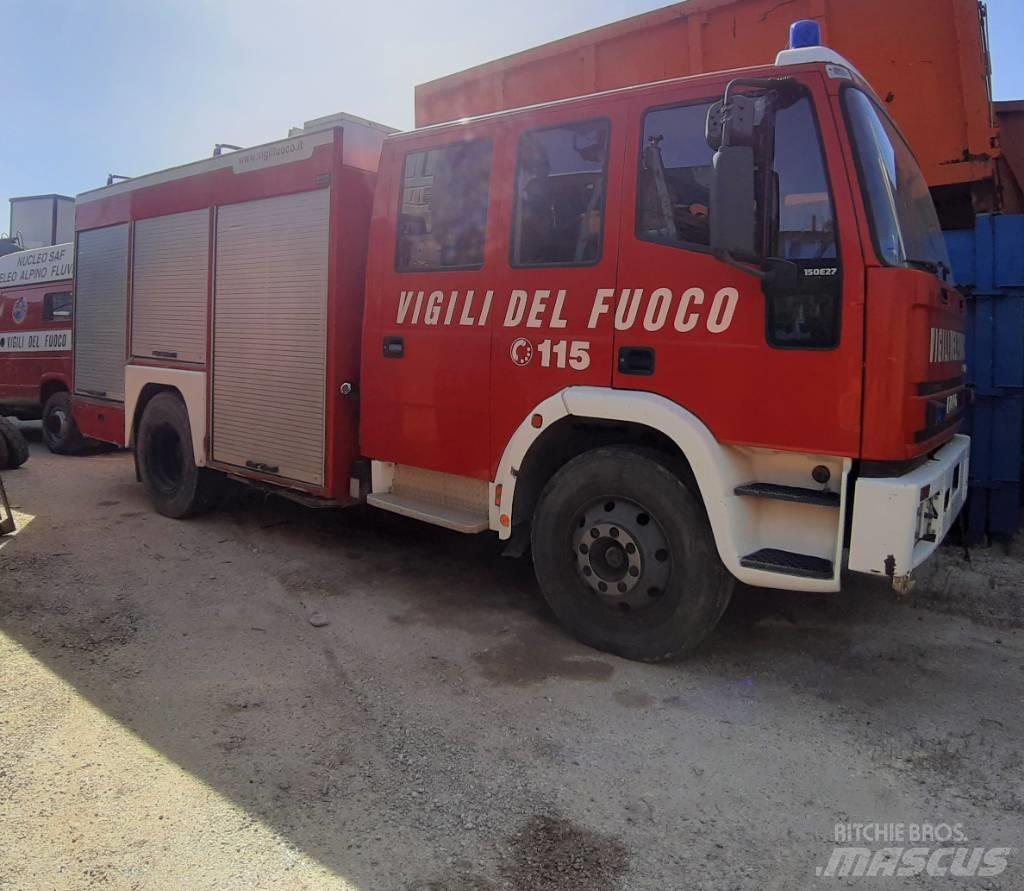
3, 0, 1024, 226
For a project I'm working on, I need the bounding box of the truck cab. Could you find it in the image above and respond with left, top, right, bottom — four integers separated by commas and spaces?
358, 25, 968, 655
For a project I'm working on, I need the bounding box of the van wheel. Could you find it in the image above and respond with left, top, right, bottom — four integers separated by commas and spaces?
0, 417, 29, 468
42, 392, 85, 455
137, 392, 224, 518
531, 447, 734, 662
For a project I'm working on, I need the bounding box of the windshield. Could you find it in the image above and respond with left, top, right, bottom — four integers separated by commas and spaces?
843, 88, 951, 274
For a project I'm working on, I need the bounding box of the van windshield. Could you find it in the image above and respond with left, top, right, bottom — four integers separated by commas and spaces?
843, 88, 951, 275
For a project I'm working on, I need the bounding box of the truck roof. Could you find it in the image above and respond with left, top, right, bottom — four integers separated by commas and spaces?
77, 114, 394, 206
393, 58, 854, 143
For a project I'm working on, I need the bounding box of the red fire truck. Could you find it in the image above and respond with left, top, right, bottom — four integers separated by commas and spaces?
0, 242, 88, 453
71, 27, 968, 660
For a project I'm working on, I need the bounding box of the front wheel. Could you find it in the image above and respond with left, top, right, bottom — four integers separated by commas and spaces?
42, 391, 85, 455
531, 447, 734, 662
136, 392, 224, 518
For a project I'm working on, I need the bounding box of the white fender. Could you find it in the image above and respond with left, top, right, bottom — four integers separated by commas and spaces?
124, 365, 208, 466
492, 386, 848, 592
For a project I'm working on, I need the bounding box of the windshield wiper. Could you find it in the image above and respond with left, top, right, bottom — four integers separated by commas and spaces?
906, 258, 952, 282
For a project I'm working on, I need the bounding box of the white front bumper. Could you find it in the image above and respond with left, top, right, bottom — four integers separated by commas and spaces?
848, 434, 970, 584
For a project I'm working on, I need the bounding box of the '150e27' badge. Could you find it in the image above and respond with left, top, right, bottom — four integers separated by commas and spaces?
12, 296, 27, 325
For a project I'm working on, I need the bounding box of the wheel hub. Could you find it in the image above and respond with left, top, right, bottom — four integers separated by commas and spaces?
47, 408, 68, 439
572, 498, 672, 611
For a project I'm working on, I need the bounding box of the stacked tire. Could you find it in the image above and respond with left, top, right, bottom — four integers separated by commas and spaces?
0, 417, 30, 470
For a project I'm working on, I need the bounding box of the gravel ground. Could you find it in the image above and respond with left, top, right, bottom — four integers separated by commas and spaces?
0, 428, 1021, 890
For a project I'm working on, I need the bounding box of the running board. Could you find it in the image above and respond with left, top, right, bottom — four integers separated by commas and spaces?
367, 492, 489, 533
734, 482, 840, 508
740, 548, 834, 580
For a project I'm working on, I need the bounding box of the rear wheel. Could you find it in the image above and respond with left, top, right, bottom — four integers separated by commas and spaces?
137, 392, 224, 518
42, 391, 85, 455
0, 417, 29, 468
531, 447, 734, 661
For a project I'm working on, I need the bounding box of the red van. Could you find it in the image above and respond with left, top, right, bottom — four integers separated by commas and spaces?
0, 243, 86, 453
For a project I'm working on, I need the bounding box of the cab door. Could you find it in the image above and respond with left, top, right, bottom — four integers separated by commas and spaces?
613, 75, 865, 457
488, 101, 628, 477
360, 128, 502, 480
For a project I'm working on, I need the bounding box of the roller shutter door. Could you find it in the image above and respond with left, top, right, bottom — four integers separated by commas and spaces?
212, 189, 330, 487
74, 223, 129, 401
132, 209, 210, 363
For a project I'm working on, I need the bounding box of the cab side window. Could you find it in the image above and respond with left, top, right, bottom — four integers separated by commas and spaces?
43, 291, 73, 321
511, 120, 610, 267
635, 97, 837, 261
636, 102, 714, 248
773, 98, 837, 260
395, 139, 493, 272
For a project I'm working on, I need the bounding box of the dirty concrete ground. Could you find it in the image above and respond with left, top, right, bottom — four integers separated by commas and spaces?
0, 428, 1021, 891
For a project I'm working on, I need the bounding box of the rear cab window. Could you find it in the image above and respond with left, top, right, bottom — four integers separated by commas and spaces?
510, 119, 611, 267
395, 139, 493, 272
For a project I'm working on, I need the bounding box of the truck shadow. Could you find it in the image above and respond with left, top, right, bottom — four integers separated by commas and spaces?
1, 450, 1017, 889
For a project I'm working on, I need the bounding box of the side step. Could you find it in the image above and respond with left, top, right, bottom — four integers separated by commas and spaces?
740, 548, 834, 580
734, 482, 840, 508
366, 493, 489, 533
367, 464, 491, 533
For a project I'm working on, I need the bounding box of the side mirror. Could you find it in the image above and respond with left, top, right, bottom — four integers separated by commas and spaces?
706, 95, 760, 150
710, 145, 757, 261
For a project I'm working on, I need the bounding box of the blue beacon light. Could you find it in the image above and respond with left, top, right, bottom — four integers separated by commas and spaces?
789, 19, 822, 49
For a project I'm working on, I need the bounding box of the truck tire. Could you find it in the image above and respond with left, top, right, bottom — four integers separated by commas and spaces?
42, 392, 85, 455
530, 447, 734, 662
0, 417, 29, 469
136, 392, 224, 518
0, 430, 9, 470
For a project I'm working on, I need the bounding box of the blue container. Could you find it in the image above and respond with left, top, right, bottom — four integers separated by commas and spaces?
944, 213, 1024, 538
968, 394, 1024, 484
966, 295, 1024, 392
949, 214, 1024, 292
966, 484, 1021, 537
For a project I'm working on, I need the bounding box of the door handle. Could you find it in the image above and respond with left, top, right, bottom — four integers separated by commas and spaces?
383, 336, 404, 359
618, 346, 655, 376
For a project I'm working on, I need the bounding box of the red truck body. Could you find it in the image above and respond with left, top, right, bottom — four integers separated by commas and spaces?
70, 32, 969, 660
0, 244, 74, 437
72, 123, 383, 493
